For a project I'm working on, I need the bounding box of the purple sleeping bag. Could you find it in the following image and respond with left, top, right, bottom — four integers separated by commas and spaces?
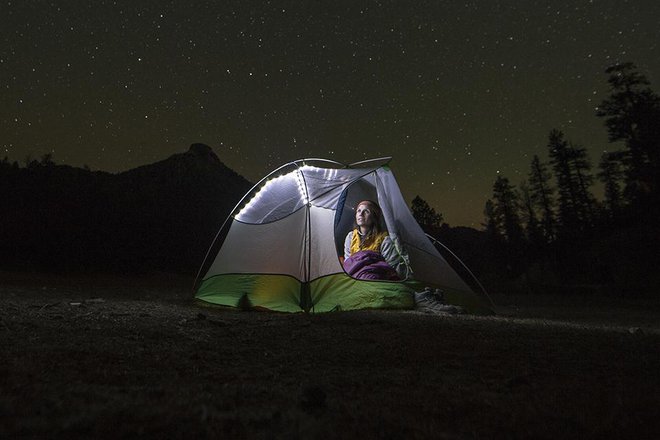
343, 250, 400, 281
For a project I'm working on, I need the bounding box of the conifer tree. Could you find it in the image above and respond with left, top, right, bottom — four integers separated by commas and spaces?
597, 62, 660, 204
519, 181, 544, 246
488, 176, 527, 280
548, 129, 580, 229
567, 142, 597, 225
597, 152, 625, 216
482, 197, 510, 278
528, 155, 556, 241
492, 176, 523, 243
547, 130, 597, 230
483, 199, 500, 238
410, 195, 443, 228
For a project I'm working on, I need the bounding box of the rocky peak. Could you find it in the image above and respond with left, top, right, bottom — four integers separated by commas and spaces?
188, 143, 219, 163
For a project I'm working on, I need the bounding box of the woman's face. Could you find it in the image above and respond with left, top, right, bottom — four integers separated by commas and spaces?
355, 203, 375, 229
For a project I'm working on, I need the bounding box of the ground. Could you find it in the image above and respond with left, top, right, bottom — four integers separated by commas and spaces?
1, 272, 659, 439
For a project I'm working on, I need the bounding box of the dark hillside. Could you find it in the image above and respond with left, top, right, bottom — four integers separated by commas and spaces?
0, 144, 252, 274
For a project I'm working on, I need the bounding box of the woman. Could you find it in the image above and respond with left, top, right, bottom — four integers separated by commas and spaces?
342, 200, 408, 280
342, 200, 461, 313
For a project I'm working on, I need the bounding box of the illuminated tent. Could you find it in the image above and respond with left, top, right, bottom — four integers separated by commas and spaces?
195, 158, 492, 313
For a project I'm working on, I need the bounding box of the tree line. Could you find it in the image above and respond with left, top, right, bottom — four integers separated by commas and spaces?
482, 62, 660, 295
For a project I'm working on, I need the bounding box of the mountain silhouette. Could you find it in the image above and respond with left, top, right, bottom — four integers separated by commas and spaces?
0, 144, 252, 274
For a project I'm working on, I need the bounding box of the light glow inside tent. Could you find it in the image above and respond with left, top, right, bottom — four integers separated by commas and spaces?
294, 167, 309, 205
235, 165, 315, 222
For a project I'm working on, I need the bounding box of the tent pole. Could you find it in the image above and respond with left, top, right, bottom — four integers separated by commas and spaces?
297, 163, 314, 312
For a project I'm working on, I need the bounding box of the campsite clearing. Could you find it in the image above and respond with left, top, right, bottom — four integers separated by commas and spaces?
1, 273, 659, 439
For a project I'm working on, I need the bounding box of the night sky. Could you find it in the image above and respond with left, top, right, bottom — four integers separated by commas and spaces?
2, 1, 659, 226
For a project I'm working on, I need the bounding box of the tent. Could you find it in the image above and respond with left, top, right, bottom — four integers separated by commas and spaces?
195, 158, 492, 314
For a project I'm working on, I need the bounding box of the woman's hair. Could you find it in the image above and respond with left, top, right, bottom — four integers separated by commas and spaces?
354, 200, 384, 248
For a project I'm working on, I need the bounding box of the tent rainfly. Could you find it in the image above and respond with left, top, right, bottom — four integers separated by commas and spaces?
195, 158, 492, 314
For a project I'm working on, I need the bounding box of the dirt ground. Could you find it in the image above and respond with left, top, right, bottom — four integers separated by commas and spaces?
1, 272, 659, 439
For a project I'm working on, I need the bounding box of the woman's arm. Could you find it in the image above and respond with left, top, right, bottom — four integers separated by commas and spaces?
344, 231, 353, 260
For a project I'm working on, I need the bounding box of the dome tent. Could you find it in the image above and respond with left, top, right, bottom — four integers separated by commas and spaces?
195, 158, 492, 314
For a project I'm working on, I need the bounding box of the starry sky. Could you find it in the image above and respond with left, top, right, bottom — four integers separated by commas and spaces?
2, 1, 659, 226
